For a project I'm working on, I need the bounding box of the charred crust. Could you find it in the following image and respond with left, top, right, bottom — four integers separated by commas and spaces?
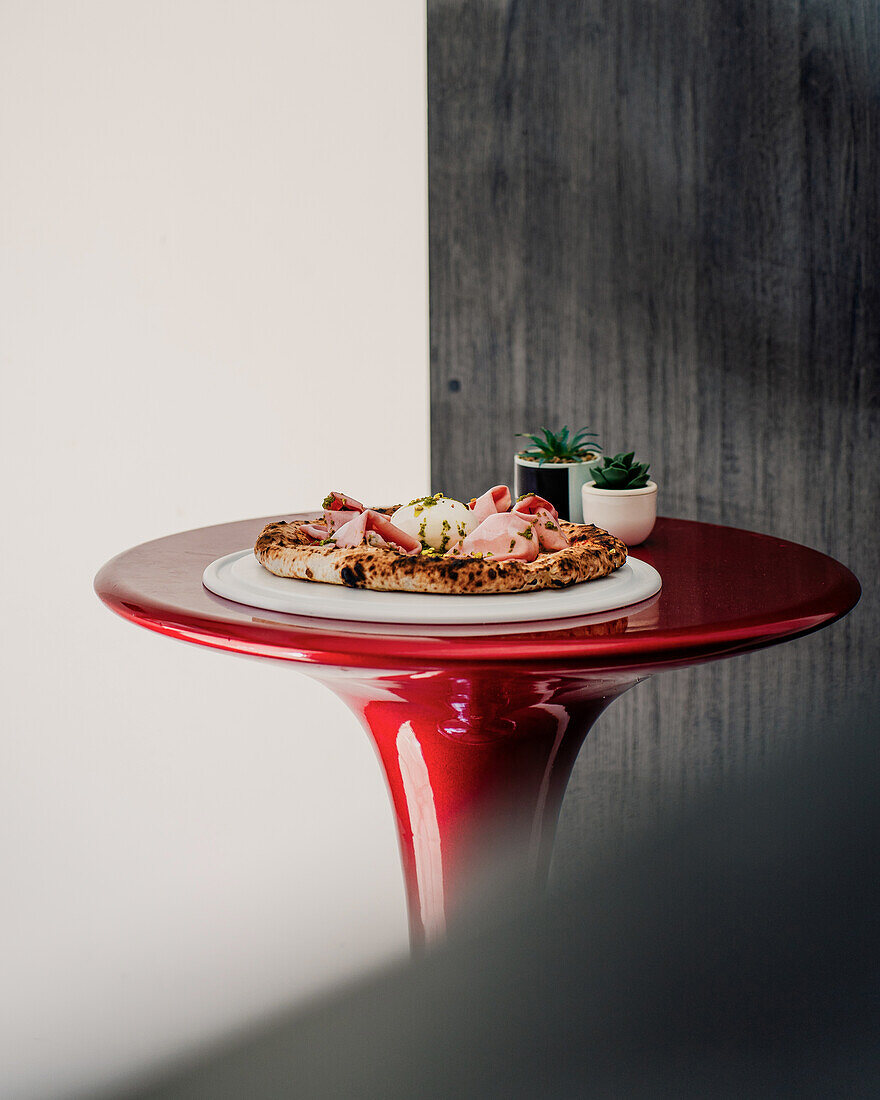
339, 560, 368, 588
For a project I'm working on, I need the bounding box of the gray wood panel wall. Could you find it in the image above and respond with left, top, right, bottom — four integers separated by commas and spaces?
428, 0, 879, 870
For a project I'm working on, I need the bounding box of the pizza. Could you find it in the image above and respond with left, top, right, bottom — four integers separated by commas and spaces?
254, 487, 627, 595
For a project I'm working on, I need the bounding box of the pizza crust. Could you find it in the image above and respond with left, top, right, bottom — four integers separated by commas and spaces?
254, 516, 627, 594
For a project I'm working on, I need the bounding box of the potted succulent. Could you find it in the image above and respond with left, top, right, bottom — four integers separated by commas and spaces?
514, 426, 603, 522
581, 452, 657, 546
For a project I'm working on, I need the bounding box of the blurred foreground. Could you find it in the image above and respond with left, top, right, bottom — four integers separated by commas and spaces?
124, 692, 879, 1098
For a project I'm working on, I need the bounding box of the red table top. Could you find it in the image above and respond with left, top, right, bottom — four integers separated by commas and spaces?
94, 516, 860, 672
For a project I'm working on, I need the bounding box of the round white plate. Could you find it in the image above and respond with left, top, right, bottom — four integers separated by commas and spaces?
202, 549, 661, 626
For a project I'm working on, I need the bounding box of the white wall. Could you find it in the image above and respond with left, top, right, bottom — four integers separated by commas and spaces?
0, 3, 428, 1095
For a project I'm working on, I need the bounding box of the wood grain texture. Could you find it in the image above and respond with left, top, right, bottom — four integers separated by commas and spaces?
428, 0, 879, 867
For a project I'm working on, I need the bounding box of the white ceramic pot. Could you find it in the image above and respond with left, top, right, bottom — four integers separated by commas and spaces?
514, 454, 602, 523
581, 481, 658, 546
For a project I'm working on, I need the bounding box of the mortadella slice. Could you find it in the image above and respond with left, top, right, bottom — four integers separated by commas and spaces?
299, 521, 330, 541
323, 508, 362, 534
513, 493, 558, 520
446, 510, 540, 562
309, 491, 368, 537
324, 491, 365, 512
332, 510, 422, 556
299, 504, 362, 541
513, 493, 570, 551
469, 485, 513, 524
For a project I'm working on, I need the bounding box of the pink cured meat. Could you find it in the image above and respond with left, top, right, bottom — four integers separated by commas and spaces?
512, 494, 570, 551
332, 510, 422, 556
469, 485, 513, 525
325, 491, 365, 513
296, 490, 368, 542
512, 493, 558, 520
323, 509, 361, 534
299, 522, 330, 541
298, 507, 362, 542
447, 510, 540, 563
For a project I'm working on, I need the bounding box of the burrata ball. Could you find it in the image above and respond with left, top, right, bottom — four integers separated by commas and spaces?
391, 494, 476, 552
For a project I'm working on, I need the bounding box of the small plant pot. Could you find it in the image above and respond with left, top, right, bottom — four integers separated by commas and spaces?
581, 481, 658, 546
514, 454, 602, 523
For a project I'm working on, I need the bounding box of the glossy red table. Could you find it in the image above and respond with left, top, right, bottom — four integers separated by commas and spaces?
95, 516, 859, 947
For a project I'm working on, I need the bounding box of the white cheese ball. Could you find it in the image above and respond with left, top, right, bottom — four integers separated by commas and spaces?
391, 495, 476, 552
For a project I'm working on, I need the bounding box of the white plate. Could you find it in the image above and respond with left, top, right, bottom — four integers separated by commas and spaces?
202, 549, 661, 626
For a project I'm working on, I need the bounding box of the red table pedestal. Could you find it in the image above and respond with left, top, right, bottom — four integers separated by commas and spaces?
316, 665, 640, 945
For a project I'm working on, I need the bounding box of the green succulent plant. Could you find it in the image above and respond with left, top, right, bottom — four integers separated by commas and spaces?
591, 451, 651, 490
516, 426, 602, 464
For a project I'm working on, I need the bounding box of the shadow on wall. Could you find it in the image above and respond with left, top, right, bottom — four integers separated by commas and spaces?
127, 692, 880, 1098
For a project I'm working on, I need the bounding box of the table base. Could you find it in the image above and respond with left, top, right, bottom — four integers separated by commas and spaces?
311, 665, 643, 947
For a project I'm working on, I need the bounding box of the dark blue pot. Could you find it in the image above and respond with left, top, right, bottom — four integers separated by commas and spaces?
513, 455, 602, 522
